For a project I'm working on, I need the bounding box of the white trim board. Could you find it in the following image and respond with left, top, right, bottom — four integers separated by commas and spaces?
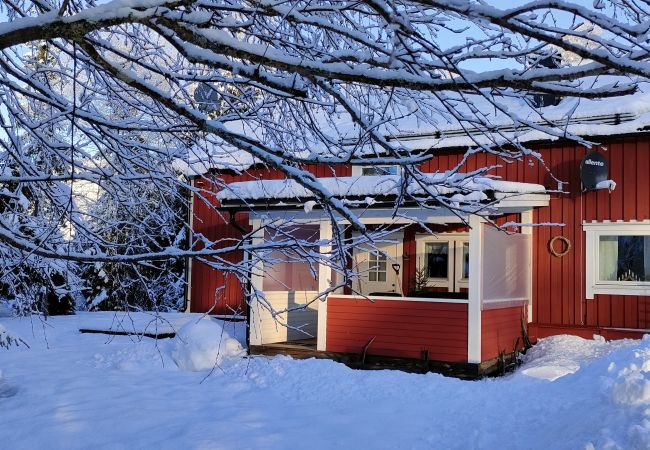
330, 294, 469, 304
467, 215, 484, 364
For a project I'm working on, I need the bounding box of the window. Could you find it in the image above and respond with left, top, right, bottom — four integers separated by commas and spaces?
462, 242, 470, 280
351, 165, 399, 176
425, 242, 449, 279
368, 251, 388, 282
599, 236, 650, 282
416, 234, 469, 293
584, 222, 650, 298
361, 166, 398, 176
262, 225, 319, 292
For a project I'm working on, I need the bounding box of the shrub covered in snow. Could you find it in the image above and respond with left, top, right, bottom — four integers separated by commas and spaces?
80, 171, 187, 312
170, 317, 243, 371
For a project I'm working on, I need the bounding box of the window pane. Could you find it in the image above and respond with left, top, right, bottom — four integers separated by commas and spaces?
369, 271, 376, 282
426, 242, 448, 278
462, 242, 470, 279
599, 235, 650, 282
361, 166, 398, 176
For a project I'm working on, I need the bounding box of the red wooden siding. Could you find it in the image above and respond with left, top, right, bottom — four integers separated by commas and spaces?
326, 297, 468, 362
190, 165, 351, 314
481, 306, 526, 361
420, 135, 650, 332
193, 135, 650, 334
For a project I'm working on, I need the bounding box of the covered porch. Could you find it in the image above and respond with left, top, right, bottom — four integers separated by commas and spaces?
216, 175, 549, 373
248, 210, 548, 369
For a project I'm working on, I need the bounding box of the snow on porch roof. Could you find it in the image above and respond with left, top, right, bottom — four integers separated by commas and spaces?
215, 174, 545, 209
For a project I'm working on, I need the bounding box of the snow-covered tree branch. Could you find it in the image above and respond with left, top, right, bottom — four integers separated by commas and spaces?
0, 0, 649, 311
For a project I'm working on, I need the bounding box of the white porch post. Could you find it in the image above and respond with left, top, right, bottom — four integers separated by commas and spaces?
248, 219, 265, 346
520, 210, 534, 323
468, 215, 484, 364
317, 220, 333, 351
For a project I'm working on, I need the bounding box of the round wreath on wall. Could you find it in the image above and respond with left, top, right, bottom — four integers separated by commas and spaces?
549, 236, 571, 257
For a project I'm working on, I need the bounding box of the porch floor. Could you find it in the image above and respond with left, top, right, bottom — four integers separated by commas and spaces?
249, 338, 323, 358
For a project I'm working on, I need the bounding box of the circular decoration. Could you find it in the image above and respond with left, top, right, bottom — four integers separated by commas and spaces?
549, 236, 571, 257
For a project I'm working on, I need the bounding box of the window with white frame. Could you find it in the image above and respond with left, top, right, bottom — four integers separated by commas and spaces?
351, 165, 399, 176
415, 234, 469, 293
425, 242, 449, 279
368, 250, 388, 282
584, 221, 650, 298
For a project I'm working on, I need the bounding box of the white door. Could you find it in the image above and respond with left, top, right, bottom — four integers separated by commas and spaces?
353, 232, 403, 296
418, 234, 469, 293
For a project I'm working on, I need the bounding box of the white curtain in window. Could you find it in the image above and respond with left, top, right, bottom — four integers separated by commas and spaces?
599, 236, 618, 281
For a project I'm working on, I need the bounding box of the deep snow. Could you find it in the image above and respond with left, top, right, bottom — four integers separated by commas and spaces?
1, 312, 649, 450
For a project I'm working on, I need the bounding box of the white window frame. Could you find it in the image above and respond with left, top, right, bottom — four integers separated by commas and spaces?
584, 220, 650, 298
351, 165, 400, 177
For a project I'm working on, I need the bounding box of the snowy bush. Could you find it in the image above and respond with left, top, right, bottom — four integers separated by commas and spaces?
80, 164, 187, 312
170, 317, 243, 371
0, 168, 78, 316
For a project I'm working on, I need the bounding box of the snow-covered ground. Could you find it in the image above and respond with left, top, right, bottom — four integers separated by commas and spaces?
1, 312, 649, 450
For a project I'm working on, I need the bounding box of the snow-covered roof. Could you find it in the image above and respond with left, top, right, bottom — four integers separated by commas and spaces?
177, 78, 650, 177
216, 174, 545, 208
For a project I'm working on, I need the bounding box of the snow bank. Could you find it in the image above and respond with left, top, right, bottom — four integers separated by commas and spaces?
2, 312, 650, 449
610, 341, 650, 406
0, 369, 18, 399
169, 317, 243, 371
519, 334, 631, 381
518, 334, 650, 448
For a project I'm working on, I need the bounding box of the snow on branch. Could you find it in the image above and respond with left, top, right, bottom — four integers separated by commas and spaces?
0, 0, 648, 306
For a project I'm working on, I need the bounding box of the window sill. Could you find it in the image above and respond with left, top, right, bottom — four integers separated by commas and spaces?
590, 284, 650, 297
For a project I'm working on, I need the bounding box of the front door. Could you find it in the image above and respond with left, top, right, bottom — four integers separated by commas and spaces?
353, 232, 403, 296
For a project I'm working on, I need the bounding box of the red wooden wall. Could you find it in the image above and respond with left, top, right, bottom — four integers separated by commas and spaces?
481, 306, 526, 361
190, 164, 351, 314
418, 136, 650, 332
192, 135, 650, 333
326, 296, 468, 362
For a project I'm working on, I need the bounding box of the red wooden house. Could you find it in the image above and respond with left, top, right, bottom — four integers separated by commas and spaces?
183, 92, 650, 374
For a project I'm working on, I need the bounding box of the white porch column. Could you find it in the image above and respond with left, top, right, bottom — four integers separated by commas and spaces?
317, 220, 333, 351
468, 215, 485, 364
520, 210, 534, 323
248, 219, 265, 346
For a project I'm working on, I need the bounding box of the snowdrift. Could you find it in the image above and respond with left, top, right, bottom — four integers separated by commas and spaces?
169, 316, 243, 371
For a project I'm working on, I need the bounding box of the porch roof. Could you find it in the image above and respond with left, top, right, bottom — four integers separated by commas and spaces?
215, 174, 547, 213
